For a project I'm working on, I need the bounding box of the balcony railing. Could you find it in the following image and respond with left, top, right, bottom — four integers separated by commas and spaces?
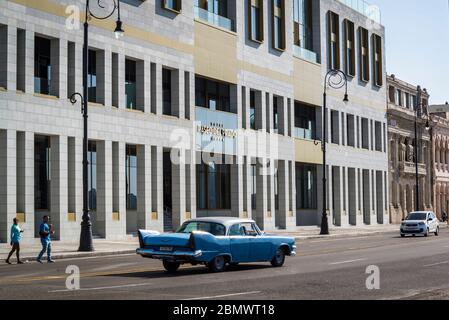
338, 0, 381, 24
293, 45, 319, 64
294, 127, 315, 140
194, 6, 235, 32
401, 162, 427, 176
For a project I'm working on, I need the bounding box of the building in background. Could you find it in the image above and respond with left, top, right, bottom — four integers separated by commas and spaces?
387, 74, 432, 223
0, 0, 388, 243
429, 102, 449, 220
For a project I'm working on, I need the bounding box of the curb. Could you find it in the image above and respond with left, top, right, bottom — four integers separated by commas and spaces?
16, 249, 137, 262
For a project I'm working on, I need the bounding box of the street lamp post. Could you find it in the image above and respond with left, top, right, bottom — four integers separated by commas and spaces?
320, 70, 349, 235
70, 0, 124, 252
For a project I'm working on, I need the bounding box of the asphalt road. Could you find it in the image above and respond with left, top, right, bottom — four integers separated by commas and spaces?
1, 229, 449, 300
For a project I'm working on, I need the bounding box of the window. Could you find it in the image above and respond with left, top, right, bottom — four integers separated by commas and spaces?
411, 95, 417, 109
293, 0, 313, 50
195, 76, 231, 112
347, 114, 355, 147
274, 168, 279, 210
251, 164, 257, 210
272, 0, 286, 51
250, 90, 256, 130
162, 0, 181, 13
373, 34, 383, 86
331, 110, 339, 144
294, 102, 316, 140
126, 145, 137, 210
405, 92, 410, 109
397, 89, 402, 106
273, 97, 279, 132
388, 86, 395, 103
177, 221, 226, 236
249, 0, 264, 42
375, 121, 382, 152
88, 50, 97, 103
34, 36, 51, 95
359, 27, 370, 82
34, 136, 51, 210
344, 19, 355, 77
125, 59, 137, 109
88, 141, 97, 210
296, 164, 317, 209
327, 11, 340, 70
362, 118, 369, 149
196, 161, 231, 210
162, 68, 172, 116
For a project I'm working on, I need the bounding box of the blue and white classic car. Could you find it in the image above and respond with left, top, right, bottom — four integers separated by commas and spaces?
136, 217, 297, 273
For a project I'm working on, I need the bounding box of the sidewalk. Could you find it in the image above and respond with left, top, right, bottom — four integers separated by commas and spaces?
1, 224, 447, 262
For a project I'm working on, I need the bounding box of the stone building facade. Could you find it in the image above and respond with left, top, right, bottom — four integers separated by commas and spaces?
0, 0, 388, 243
387, 75, 432, 224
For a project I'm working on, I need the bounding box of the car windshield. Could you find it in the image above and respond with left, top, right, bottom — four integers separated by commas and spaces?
176, 221, 226, 236
406, 212, 427, 221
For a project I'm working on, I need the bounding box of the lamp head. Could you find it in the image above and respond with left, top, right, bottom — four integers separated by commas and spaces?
114, 19, 124, 39
343, 93, 349, 103
425, 120, 430, 131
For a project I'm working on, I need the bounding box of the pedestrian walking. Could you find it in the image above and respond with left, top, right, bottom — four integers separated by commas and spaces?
443, 211, 448, 223
36, 215, 55, 264
5, 218, 24, 265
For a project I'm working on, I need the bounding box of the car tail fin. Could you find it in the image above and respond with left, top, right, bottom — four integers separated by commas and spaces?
138, 230, 144, 248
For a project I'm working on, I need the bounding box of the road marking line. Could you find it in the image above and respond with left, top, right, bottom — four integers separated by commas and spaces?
423, 260, 449, 267
329, 258, 367, 265
183, 291, 262, 301
48, 282, 153, 293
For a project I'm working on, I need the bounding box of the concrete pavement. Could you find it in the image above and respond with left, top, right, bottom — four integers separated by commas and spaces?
1, 229, 449, 300
1, 224, 447, 262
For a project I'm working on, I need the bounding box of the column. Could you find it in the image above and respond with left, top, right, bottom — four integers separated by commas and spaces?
97, 140, 112, 239
111, 141, 126, 238
186, 149, 196, 219
278, 96, 288, 137
25, 30, 34, 94
112, 52, 125, 108
172, 149, 186, 229
6, 25, 17, 90
255, 159, 267, 229
277, 160, 289, 229
16, 131, 35, 243
151, 146, 163, 230
66, 137, 81, 240
50, 135, 68, 241
287, 160, 296, 230
266, 93, 273, 133
151, 63, 163, 115
244, 156, 252, 218
172, 69, 185, 119
0, 130, 16, 243
137, 144, 152, 230
231, 156, 244, 218
136, 59, 150, 112
265, 158, 276, 231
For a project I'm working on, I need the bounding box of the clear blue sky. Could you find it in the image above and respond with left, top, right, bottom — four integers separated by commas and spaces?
374, 0, 449, 104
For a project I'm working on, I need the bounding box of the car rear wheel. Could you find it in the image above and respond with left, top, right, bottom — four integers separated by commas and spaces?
163, 260, 180, 273
400, 234, 405, 238
271, 248, 286, 267
435, 227, 440, 236
208, 256, 226, 273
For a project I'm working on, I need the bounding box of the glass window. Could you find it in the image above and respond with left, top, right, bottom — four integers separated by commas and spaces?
296, 164, 317, 209
34, 36, 51, 95
359, 27, 370, 82
294, 102, 316, 140
344, 20, 355, 77
88, 50, 97, 103
196, 160, 231, 210
195, 76, 231, 113
126, 145, 137, 210
273, 97, 279, 131
88, 141, 97, 210
250, 91, 256, 130
272, 0, 285, 50
162, 0, 181, 12
229, 224, 244, 236
163, 68, 172, 116
125, 59, 137, 109
328, 11, 340, 70
177, 221, 226, 236
293, 0, 313, 50
34, 136, 51, 210
251, 164, 257, 210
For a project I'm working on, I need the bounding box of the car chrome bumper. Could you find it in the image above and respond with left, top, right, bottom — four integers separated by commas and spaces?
136, 248, 203, 260
290, 251, 297, 256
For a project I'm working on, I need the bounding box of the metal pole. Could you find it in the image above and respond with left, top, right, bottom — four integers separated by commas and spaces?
79, 1, 93, 252
415, 86, 422, 212
320, 92, 329, 235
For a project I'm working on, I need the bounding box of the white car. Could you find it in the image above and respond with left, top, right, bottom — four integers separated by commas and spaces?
400, 211, 440, 237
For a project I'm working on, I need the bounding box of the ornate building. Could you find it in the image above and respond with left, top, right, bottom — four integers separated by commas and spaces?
387, 75, 432, 224
430, 105, 449, 220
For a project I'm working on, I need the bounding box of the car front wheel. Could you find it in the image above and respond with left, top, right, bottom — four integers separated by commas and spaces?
271, 248, 286, 267
163, 260, 180, 273
208, 256, 226, 272
424, 228, 429, 237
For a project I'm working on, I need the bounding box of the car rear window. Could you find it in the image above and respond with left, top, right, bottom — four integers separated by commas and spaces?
176, 221, 226, 236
